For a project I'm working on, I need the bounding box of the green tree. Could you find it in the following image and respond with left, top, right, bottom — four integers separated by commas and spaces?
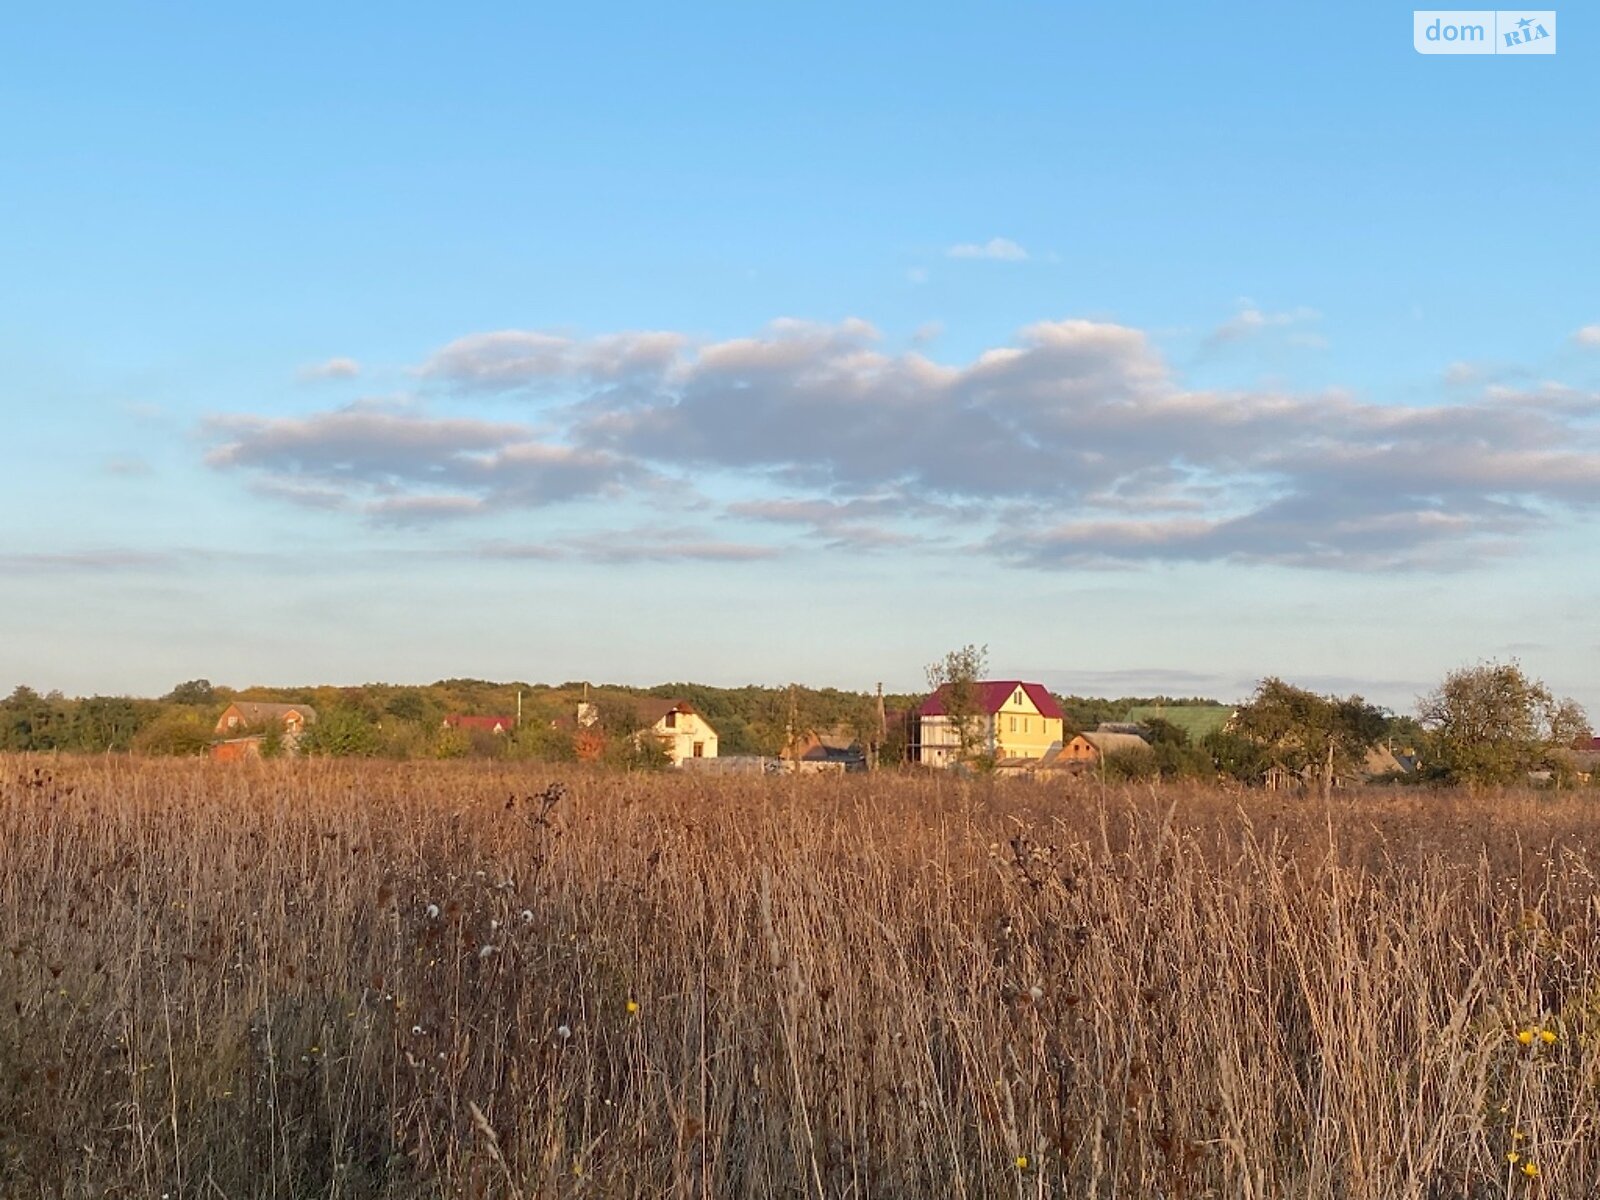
1203, 729, 1265, 782
1228, 678, 1385, 793
1102, 747, 1158, 781
432, 725, 471, 760
1138, 719, 1214, 779
69, 696, 148, 751
384, 691, 428, 723
509, 719, 578, 763
605, 729, 672, 771
924, 643, 989, 763
299, 706, 380, 757
0, 686, 68, 751
131, 709, 212, 756
163, 679, 217, 706
1418, 662, 1591, 788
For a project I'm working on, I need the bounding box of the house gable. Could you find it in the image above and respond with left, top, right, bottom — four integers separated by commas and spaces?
216, 701, 318, 735
918, 681, 1064, 720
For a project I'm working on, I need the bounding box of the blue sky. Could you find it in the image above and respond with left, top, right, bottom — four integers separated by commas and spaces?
3, 2, 1597, 713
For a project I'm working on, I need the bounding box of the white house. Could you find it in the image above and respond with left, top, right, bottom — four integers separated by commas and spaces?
637, 698, 719, 766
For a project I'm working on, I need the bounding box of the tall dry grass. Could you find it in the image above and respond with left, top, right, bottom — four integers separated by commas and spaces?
2, 758, 1599, 1197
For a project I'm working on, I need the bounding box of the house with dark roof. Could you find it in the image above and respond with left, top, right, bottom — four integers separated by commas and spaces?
215, 701, 318, 736
913, 680, 1063, 767
792, 726, 868, 771
635, 698, 719, 766
211, 701, 319, 760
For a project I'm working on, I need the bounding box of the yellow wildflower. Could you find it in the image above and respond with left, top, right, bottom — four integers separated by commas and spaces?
1517, 1029, 1535, 1046
626, 999, 639, 1014
1015, 1155, 1029, 1170
1540, 1028, 1558, 1045
1522, 1160, 1539, 1178
1508, 1151, 1520, 1164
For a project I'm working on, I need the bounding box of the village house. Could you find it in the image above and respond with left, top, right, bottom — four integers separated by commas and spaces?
1054, 729, 1153, 767
636, 699, 718, 766
791, 726, 868, 772
215, 701, 317, 736
913, 681, 1063, 767
211, 701, 319, 761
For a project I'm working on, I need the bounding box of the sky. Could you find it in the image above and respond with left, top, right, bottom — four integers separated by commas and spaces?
2, 2, 1597, 714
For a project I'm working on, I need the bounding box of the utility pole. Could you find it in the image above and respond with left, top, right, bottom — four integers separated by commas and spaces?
873, 681, 885, 771
785, 684, 798, 761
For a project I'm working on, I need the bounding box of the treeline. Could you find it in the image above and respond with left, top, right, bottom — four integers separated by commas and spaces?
4, 663, 1588, 790
0, 678, 916, 762
0, 675, 1227, 763
1095, 669, 1591, 790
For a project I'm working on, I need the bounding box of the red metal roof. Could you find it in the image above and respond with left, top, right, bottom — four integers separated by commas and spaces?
917, 681, 1063, 720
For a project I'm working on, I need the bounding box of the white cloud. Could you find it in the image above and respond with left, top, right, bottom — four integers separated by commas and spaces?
296, 357, 361, 382
1208, 302, 1321, 345
1574, 324, 1600, 347
945, 237, 1029, 261
418, 329, 687, 389
203, 407, 636, 522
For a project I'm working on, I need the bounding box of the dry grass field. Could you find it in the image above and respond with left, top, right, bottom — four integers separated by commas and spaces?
3, 759, 1600, 1198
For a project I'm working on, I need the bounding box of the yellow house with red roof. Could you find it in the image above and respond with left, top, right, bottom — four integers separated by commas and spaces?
913, 681, 1064, 767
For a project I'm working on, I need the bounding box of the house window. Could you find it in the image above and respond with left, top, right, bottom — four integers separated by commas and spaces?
1024, 718, 1030, 733
665, 712, 677, 729
1009, 716, 1017, 733
1015, 690, 1023, 706
693, 741, 704, 758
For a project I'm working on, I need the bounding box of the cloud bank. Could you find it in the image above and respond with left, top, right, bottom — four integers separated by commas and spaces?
203, 316, 1600, 570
